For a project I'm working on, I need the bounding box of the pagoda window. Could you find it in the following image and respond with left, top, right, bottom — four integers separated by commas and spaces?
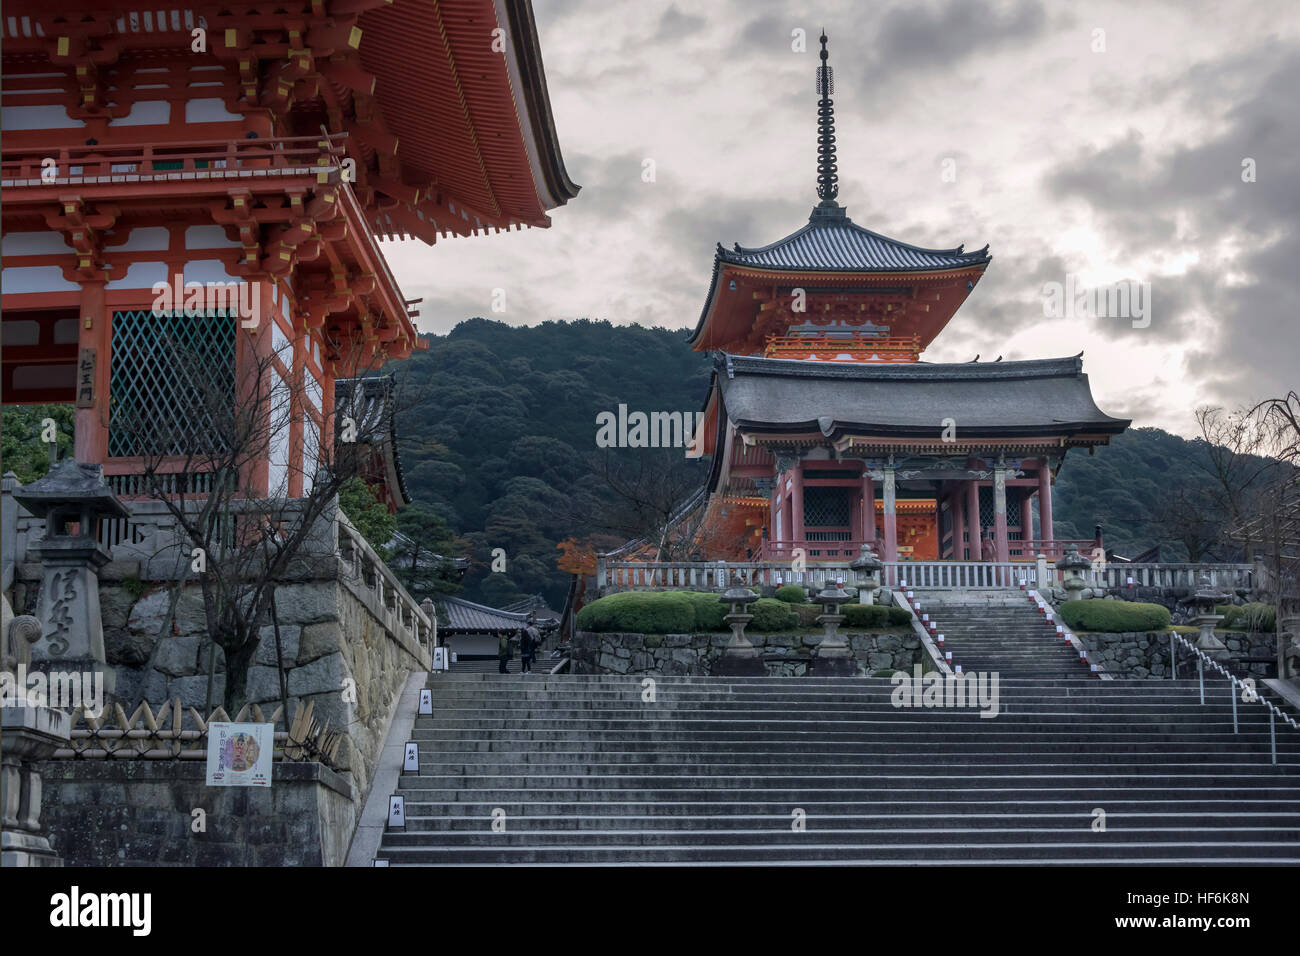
107, 309, 236, 459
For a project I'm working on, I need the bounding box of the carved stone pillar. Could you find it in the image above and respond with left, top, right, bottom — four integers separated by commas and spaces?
993, 462, 1010, 565
881, 464, 898, 564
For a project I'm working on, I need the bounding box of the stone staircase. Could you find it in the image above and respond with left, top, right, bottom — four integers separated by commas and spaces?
922, 593, 1086, 678
374, 672, 1300, 865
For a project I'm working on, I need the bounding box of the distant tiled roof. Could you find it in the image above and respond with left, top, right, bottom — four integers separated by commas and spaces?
716, 353, 1129, 437
438, 596, 529, 633
717, 208, 990, 273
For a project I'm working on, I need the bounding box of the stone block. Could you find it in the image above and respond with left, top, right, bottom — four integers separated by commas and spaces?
297, 622, 344, 666
153, 635, 200, 677
254, 625, 302, 666
167, 674, 225, 710
288, 652, 347, 697
273, 582, 341, 626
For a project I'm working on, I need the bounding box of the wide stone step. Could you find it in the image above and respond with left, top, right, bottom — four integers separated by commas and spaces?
375, 841, 1300, 865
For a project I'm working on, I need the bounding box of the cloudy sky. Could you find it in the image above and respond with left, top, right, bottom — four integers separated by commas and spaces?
381, 0, 1300, 438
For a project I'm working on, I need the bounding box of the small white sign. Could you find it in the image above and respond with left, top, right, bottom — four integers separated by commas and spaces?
388, 794, 406, 828
418, 689, 432, 715
205, 722, 273, 787
373, 859, 390, 867
403, 741, 419, 773
432, 647, 448, 670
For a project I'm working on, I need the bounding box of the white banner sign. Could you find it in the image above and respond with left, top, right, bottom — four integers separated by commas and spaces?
205, 722, 273, 787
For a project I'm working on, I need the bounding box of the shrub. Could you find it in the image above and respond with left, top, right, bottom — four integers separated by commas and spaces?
792, 603, 822, 627
749, 598, 801, 631
1059, 599, 1171, 633
1220, 602, 1275, 632
774, 585, 807, 604
842, 604, 914, 629
681, 591, 728, 632
575, 591, 696, 633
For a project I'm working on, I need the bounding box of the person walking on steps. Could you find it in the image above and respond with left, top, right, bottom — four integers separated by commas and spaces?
520, 616, 541, 674
497, 630, 512, 674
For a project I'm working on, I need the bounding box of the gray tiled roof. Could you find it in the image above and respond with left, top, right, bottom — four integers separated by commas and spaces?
718, 212, 991, 273
438, 596, 529, 633
716, 353, 1129, 437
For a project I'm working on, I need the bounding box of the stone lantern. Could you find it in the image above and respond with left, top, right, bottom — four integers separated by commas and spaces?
13, 460, 128, 692
850, 544, 883, 605
1189, 572, 1230, 659
1054, 548, 1092, 604
812, 579, 856, 677
714, 575, 764, 677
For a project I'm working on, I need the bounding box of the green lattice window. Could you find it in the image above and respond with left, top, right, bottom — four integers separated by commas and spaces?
109, 310, 236, 458
803, 486, 851, 527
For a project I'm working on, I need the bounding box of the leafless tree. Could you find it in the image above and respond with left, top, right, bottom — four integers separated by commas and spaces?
110, 318, 392, 713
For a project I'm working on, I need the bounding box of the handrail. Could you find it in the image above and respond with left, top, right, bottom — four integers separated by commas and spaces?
1, 133, 348, 186
1171, 632, 1298, 764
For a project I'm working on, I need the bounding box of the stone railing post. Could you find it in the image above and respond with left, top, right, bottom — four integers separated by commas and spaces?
1036, 553, 1049, 589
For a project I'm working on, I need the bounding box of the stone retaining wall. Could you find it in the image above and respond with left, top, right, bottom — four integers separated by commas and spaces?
571, 629, 923, 677
1080, 630, 1276, 678
35, 760, 354, 866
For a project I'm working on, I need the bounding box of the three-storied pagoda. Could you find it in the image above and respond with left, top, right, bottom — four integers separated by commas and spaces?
681, 34, 1127, 567
1, 0, 578, 503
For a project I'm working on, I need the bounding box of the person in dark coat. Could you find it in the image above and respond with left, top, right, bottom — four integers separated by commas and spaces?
519, 625, 536, 674
497, 631, 511, 674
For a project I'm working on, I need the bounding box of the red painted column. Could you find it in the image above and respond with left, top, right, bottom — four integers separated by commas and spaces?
1021, 493, 1035, 545
790, 462, 804, 547
951, 487, 965, 560
993, 465, 1010, 565
966, 479, 980, 562
74, 281, 110, 464
1038, 462, 1055, 545
861, 469, 875, 547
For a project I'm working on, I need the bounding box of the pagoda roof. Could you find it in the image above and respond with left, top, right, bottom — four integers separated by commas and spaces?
688, 206, 991, 351
713, 353, 1129, 439
718, 207, 992, 273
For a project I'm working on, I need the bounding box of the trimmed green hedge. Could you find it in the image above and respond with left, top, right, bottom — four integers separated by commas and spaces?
1059, 599, 1171, 633
575, 591, 697, 633
750, 598, 801, 631
843, 604, 913, 628
1216, 602, 1275, 632
681, 591, 728, 632
774, 585, 807, 604
575, 591, 910, 634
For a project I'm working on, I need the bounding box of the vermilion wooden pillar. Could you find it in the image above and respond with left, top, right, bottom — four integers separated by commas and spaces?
790, 461, 805, 544
860, 469, 875, 546
73, 281, 110, 464
966, 479, 980, 562
1038, 463, 1055, 543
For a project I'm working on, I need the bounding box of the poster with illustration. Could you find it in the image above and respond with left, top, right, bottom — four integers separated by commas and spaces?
205, 722, 273, 787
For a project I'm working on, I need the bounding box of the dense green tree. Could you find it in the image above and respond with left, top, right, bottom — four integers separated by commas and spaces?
1, 405, 74, 482
338, 477, 396, 557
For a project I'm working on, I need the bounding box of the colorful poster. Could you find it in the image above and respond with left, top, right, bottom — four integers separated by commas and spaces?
205, 722, 273, 787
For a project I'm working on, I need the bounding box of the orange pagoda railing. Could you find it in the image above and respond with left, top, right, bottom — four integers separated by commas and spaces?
764, 332, 920, 362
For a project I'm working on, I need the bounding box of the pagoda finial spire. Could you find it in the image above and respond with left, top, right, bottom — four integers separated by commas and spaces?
815, 30, 839, 207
